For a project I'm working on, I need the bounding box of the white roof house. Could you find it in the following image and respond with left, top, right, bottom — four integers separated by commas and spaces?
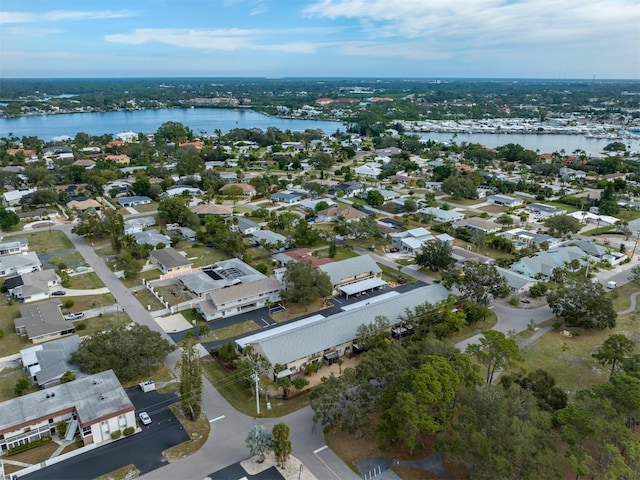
3, 189, 36, 206
355, 163, 382, 178
236, 284, 450, 373
0, 251, 42, 277
419, 207, 465, 223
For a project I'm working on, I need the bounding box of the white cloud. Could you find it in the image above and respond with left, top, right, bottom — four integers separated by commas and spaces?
106, 28, 257, 50
0, 9, 134, 24
304, 0, 639, 47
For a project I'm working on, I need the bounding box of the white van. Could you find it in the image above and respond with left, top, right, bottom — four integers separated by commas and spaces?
607, 281, 617, 289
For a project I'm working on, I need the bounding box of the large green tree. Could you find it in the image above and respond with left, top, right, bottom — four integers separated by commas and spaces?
0, 207, 19, 231
547, 277, 616, 330
376, 356, 460, 455
544, 214, 581, 236
442, 262, 509, 305
280, 262, 332, 306
415, 238, 454, 272
439, 386, 561, 480
271, 423, 292, 468
71, 324, 174, 381
467, 330, 522, 384
157, 196, 192, 225
592, 334, 637, 378
179, 334, 203, 420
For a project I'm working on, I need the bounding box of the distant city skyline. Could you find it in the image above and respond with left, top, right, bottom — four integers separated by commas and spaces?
1, 0, 638, 79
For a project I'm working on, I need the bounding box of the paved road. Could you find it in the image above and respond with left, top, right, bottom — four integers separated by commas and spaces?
50, 224, 358, 480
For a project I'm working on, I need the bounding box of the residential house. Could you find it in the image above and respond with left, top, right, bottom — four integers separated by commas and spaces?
191, 203, 234, 218
0, 238, 28, 256
132, 230, 171, 249
67, 199, 102, 214
316, 206, 368, 223
179, 227, 197, 242
272, 248, 333, 268
566, 239, 626, 265
196, 277, 282, 321
219, 172, 238, 184
329, 181, 365, 198
180, 259, 265, 298
235, 284, 449, 378
219, 183, 256, 197
9, 269, 60, 303
361, 189, 400, 202
502, 228, 561, 249
72, 159, 96, 169
0, 251, 42, 277
3, 189, 36, 207
390, 227, 453, 255
104, 154, 131, 165
228, 216, 261, 236
495, 266, 535, 295
14, 301, 75, 344
453, 217, 502, 234
271, 192, 303, 204
115, 196, 152, 208
526, 203, 567, 218
559, 166, 587, 180
568, 211, 619, 227
149, 247, 192, 275
318, 255, 384, 297
252, 230, 287, 250
419, 207, 465, 223
162, 186, 202, 198
355, 163, 382, 178
487, 195, 524, 208
510, 245, 587, 280
297, 198, 338, 211
0, 370, 136, 453
20, 335, 82, 389
123, 216, 156, 235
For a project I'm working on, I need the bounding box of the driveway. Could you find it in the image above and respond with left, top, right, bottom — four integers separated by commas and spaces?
24, 388, 188, 480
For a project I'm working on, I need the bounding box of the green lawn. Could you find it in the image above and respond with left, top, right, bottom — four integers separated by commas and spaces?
0, 299, 31, 357
617, 210, 640, 222
68, 272, 105, 290
61, 293, 116, 314
22, 230, 73, 253
180, 245, 228, 267
0, 366, 38, 402
200, 357, 311, 418
153, 285, 193, 306
120, 269, 160, 288
131, 201, 159, 213
440, 196, 485, 206
133, 288, 166, 312
315, 246, 360, 261
73, 313, 120, 337
48, 252, 85, 266
204, 320, 260, 342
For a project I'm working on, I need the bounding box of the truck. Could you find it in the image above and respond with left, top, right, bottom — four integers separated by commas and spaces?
607, 281, 617, 289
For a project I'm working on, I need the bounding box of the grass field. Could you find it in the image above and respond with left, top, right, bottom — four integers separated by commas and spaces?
203, 320, 260, 342
133, 288, 166, 312
180, 245, 228, 267
0, 366, 38, 402
22, 230, 73, 253
2, 438, 60, 475
0, 299, 32, 357
121, 269, 160, 288
68, 272, 105, 290
200, 357, 311, 418
48, 252, 85, 266
154, 285, 193, 307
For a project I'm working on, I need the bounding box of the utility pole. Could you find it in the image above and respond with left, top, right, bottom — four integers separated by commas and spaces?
253, 370, 260, 415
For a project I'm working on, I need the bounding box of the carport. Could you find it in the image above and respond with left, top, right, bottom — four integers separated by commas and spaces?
339, 277, 387, 299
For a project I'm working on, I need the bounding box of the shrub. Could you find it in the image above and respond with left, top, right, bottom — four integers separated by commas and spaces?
75, 321, 87, 331
63, 299, 75, 309
75, 434, 84, 448
7, 436, 51, 456
509, 296, 520, 306
14, 377, 30, 396
56, 420, 68, 438
198, 324, 211, 337
110, 430, 122, 440
123, 426, 135, 436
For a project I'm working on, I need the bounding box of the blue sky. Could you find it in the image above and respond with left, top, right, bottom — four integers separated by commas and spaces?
1, 0, 639, 79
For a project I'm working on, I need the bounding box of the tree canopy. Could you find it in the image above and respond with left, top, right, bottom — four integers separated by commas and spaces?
547, 277, 616, 330
443, 262, 509, 305
415, 238, 454, 272
280, 262, 332, 306
71, 324, 174, 381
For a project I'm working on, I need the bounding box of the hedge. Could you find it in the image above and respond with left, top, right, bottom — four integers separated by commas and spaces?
110, 430, 122, 440
7, 436, 51, 456
123, 426, 135, 436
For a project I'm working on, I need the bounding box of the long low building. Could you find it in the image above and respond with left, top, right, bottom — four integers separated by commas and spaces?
235, 283, 449, 378
0, 370, 136, 453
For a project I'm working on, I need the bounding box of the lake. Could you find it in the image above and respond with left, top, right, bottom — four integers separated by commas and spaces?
418, 132, 640, 155
0, 108, 346, 140
1, 107, 638, 154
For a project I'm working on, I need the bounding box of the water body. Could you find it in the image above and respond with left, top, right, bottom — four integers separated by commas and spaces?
0, 108, 346, 140
418, 132, 640, 155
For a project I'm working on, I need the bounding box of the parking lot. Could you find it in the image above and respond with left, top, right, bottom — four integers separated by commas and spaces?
24, 387, 189, 480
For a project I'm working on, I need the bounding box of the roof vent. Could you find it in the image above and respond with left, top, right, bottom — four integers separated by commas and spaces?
46, 394, 50, 399
99, 394, 105, 400
51, 392, 55, 397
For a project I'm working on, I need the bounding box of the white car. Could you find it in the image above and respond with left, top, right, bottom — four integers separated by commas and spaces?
138, 412, 152, 425
64, 312, 85, 321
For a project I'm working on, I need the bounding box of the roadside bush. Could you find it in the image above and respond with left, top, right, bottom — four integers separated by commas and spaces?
75, 322, 87, 331
123, 426, 135, 436
75, 434, 84, 448
529, 282, 549, 297
110, 430, 122, 440
198, 324, 211, 337
509, 296, 520, 306
63, 299, 75, 309
217, 341, 237, 364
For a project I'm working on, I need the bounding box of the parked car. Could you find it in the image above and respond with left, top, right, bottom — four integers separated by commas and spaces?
138, 412, 152, 425
51, 290, 66, 296
64, 312, 85, 321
